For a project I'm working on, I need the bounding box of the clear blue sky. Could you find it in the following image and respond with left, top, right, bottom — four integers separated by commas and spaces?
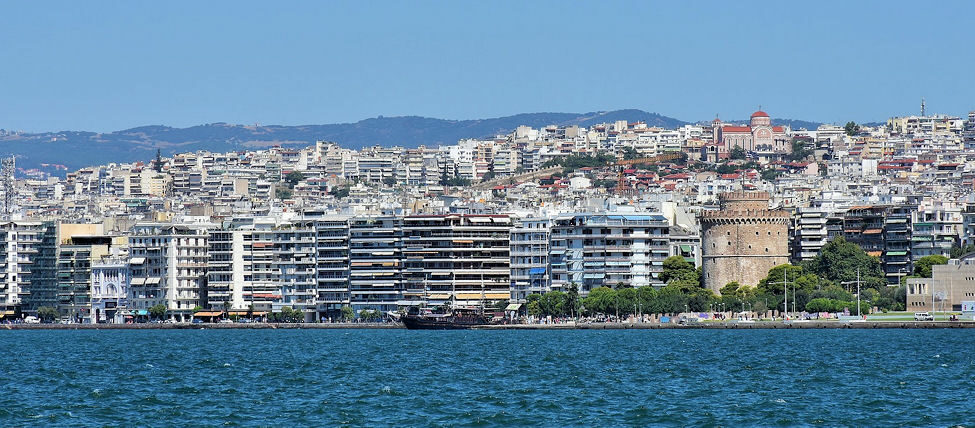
1, 0, 973, 132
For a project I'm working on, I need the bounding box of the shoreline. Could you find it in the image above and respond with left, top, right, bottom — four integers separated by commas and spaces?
3, 321, 975, 330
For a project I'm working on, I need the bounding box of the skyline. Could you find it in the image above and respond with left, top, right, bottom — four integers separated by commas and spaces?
2, 0, 974, 132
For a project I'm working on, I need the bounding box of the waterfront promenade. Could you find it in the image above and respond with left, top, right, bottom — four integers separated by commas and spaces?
4, 320, 974, 330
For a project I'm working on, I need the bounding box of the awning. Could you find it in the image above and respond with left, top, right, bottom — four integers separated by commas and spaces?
529, 267, 546, 275
129, 257, 146, 265
886, 251, 908, 256
0, 310, 15, 316
229, 311, 267, 316
130, 278, 146, 286
505, 303, 522, 311
146, 277, 161, 285
583, 273, 606, 279
680, 245, 693, 252
427, 294, 450, 300
467, 217, 492, 223
550, 249, 566, 255
867, 251, 882, 257
193, 311, 224, 317
135, 310, 149, 316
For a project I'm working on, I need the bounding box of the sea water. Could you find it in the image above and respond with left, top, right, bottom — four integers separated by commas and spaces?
1, 329, 972, 426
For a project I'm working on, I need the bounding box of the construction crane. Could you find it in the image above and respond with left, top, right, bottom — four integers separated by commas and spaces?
615, 152, 685, 191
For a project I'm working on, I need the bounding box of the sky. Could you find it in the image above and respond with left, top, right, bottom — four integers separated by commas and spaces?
1, 0, 973, 132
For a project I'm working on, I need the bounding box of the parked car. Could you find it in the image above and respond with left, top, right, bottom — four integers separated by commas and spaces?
914, 312, 934, 321
23, 316, 40, 324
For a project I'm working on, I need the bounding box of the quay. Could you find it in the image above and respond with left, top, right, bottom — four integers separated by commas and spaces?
4, 321, 975, 330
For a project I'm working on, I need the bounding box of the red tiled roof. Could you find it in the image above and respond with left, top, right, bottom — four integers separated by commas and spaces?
722, 126, 751, 133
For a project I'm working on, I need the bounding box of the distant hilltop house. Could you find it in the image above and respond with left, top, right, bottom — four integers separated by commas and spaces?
702, 110, 791, 162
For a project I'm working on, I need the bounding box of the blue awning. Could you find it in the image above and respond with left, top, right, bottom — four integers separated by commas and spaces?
136, 310, 149, 316
529, 268, 546, 275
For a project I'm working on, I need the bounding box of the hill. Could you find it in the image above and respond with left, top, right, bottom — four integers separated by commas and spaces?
0, 110, 688, 173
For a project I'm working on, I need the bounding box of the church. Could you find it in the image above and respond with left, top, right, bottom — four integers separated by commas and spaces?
702, 110, 791, 162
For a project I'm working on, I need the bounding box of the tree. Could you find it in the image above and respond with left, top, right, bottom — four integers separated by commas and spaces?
275, 187, 292, 199
730, 145, 746, 160
149, 304, 167, 321
539, 291, 567, 317
153, 149, 163, 172
788, 139, 814, 161
329, 185, 350, 199
37, 306, 58, 322
661, 256, 698, 284
340, 305, 355, 322
950, 244, 975, 259
620, 146, 640, 160
760, 168, 779, 181
844, 121, 860, 136
582, 286, 616, 315
803, 237, 885, 289
566, 283, 580, 318
757, 264, 820, 296
284, 171, 306, 186
913, 255, 948, 278
442, 175, 472, 187
382, 176, 397, 186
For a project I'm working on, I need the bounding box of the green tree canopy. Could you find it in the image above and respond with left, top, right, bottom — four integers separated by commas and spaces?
803, 237, 885, 289
539, 291, 568, 317
37, 306, 58, 322
757, 264, 821, 296
913, 255, 948, 278
284, 171, 305, 186
661, 256, 699, 285
730, 145, 746, 160
340, 305, 354, 322
844, 121, 860, 136
149, 304, 167, 320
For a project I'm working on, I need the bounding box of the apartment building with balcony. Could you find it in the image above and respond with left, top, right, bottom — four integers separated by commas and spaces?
912, 203, 962, 260
792, 208, 829, 262
349, 216, 403, 313
312, 217, 350, 320
206, 218, 280, 312
401, 214, 511, 308
0, 221, 57, 318
272, 221, 318, 321
550, 214, 670, 294
509, 217, 551, 304
57, 232, 126, 322
128, 222, 213, 321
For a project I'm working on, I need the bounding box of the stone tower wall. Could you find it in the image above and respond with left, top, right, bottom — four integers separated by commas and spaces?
718, 190, 770, 212
701, 191, 789, 294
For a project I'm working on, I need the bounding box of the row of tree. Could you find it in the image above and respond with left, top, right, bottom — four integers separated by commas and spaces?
525, 236, 927, 318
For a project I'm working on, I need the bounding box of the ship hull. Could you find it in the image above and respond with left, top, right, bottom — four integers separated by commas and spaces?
401, 315, 489, 330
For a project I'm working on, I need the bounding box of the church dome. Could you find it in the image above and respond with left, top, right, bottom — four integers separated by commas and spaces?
750, 110, 769, 118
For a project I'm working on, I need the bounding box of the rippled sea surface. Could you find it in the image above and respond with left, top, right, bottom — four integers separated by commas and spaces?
1, 329, 973, 426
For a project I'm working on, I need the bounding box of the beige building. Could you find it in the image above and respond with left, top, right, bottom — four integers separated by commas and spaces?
701, 191, 790, 294
906, 254, 975, 312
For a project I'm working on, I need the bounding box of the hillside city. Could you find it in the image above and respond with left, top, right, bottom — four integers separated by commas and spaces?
2, 106, 975, 323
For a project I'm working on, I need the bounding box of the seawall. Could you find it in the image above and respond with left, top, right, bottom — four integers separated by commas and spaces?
3, 321, 975, 330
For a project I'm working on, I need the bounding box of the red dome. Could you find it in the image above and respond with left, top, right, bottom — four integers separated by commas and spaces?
751, 110, 769, 118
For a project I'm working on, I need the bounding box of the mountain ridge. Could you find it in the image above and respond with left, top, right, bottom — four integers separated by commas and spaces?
0, 110, 822, 174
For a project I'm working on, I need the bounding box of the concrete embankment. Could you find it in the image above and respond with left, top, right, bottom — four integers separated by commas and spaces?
477, 321, 975, 330
1, 322, 403, 330
4, 321, 974, 330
